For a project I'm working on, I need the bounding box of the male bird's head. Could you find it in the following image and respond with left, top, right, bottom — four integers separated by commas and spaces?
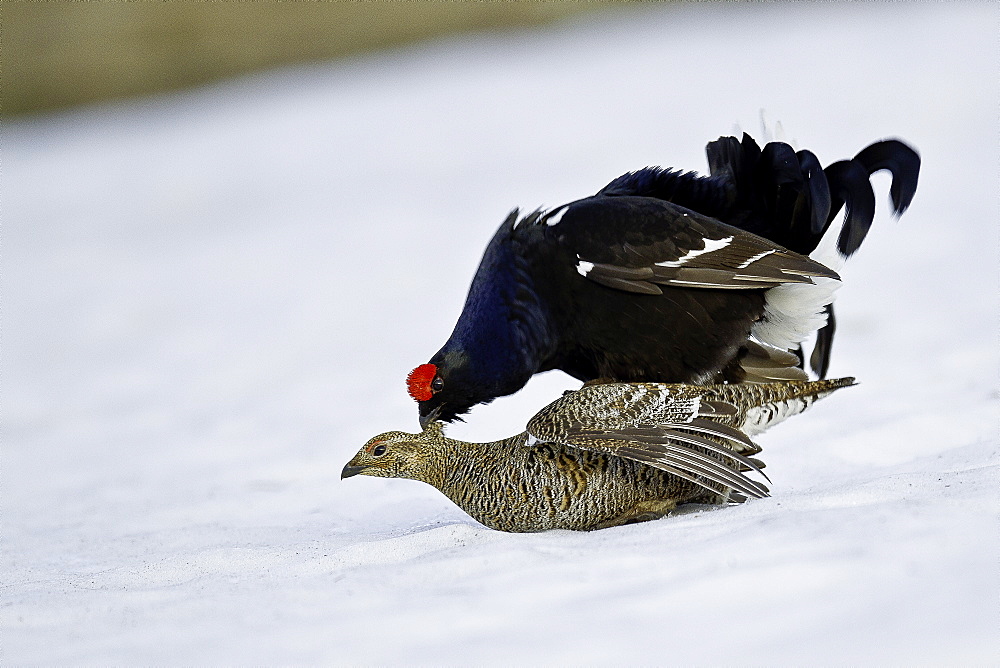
407, 355, 502, 428
341, 423, 448, 482
405, 208, 553, 428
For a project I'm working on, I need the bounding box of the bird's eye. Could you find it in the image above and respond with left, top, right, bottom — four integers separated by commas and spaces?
431, 376, 444, 393
372, 444, 387, 457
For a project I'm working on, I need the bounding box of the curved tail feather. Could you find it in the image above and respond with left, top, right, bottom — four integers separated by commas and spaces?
824, 158, 878, 257
707, 134, 918, 377
853, 139, 921, 215
601, 132, 919, 380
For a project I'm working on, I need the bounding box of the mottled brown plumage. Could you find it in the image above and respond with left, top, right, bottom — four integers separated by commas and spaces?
343, 378, 854, 532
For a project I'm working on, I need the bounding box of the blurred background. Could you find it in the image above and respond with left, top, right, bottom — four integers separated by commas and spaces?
4, 1, 609, 117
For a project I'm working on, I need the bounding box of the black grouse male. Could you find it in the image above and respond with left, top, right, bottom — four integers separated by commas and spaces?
408, 134, 919, 426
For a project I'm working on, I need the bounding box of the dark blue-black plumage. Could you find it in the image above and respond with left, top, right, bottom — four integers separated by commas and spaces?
411, 134, 919, 426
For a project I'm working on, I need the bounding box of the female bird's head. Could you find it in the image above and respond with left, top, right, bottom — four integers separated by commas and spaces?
341, 423, 448, 482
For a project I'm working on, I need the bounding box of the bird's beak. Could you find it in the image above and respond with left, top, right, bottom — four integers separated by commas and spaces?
341, 464, 366, 479
418, 404, 443, 430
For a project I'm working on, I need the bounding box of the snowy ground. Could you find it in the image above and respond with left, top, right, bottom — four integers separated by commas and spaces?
4, 2, 998, 664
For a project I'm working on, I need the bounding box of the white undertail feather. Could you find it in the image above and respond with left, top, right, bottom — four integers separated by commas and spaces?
751, 210, 848, 352
809, 211, 849, 274
752, 276, 840, 350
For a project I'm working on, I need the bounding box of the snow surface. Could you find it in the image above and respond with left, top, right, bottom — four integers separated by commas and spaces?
4, 3, 999, 664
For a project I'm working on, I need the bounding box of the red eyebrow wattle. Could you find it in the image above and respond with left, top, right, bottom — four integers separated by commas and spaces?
407, 364, 437, 401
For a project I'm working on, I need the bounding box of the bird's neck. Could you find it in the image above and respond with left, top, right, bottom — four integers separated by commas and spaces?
416, 433, 523, 492
441, 226, 555, 392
